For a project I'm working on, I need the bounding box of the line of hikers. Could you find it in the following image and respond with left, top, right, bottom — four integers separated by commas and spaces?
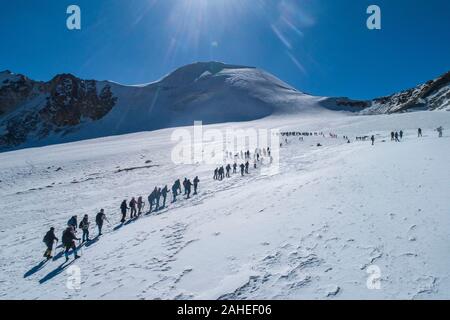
214, 147, 273, 180
119, 177, 200, 223
41, 125, 445, 263
214, 162, 250, 180
390, 130, 404, 142
280, 131, 324, 137
43, 176, 202, 262
369, 127, 445, 146
226, 147, 272, 160
43, 209, 109, 262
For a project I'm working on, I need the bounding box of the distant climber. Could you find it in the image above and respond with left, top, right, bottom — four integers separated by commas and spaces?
183, 178, 188, 194
171, 182, 178, 202
137, 196, 144, 215
95, 209, 107, 236
185, 179, 193, 199
193, 177, 200, 195
437, 126, 443, 138
129, 197, 137, 218
161, 185, 169, 208
79, 214, 90, 243
67, 215, 78, 232
155, 188, 161, 211
120, 200, 128, 223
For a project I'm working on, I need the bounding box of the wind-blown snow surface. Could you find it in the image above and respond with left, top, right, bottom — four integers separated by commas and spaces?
0, 111, 449, 299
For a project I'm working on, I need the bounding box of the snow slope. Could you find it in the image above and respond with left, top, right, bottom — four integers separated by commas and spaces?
0, 110, 449, 299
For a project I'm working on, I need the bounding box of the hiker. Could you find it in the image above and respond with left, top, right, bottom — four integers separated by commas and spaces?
120, 200, 128, 223
437, 126, 443, 137
186, 179, 193, 199
95, 209, 107, 236
218, 167, 224, 180
129, 197, 137, 218
183, 178, 188, 195
79, 214, 90, 243
171, 183, 178, 202
67, 215, 78, 232
226, 164, 231, 178
175, 179, 182, 194
137, 196, 144, 215
245, 161, 249, 174
155, 188, 161, 211
214, 168, 218, 180
149, 187, 158, 212
62, 226, 80, 261
43, 227, 58, 260
395, 132, 400, 142
233, 163, 237, 174
391, 132, 395, 141
371, 135, 375, 146
193, 177, 200, 195
400, 130, 404, 139
418, 128, 422, 137
240, 163, 245, 176
254, 160, 257, 169
161, 185, 169, 208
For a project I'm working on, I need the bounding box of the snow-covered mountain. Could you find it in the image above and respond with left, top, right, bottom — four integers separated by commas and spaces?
0, 62, 449, 151
360, 71, 450, 114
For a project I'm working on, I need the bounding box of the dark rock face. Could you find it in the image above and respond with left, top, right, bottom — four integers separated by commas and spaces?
39, 74, 116, 127
0, 72, 117, 150
0, 73, 42, 116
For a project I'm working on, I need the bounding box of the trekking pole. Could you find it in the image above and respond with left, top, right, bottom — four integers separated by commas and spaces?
79, 239, 83, 256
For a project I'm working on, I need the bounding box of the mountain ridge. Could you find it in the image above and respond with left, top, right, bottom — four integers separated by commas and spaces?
1, 62, 449, 151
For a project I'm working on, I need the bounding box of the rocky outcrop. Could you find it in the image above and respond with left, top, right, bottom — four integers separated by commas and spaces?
39, 74, 116, 127
0, 72, 117, 149
0, 71, 43, 116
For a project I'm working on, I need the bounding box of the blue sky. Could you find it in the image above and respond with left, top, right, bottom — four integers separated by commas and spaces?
1, 0, 449, 99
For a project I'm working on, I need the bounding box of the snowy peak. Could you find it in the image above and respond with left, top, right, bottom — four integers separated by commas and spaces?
157, 61, 253, 87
